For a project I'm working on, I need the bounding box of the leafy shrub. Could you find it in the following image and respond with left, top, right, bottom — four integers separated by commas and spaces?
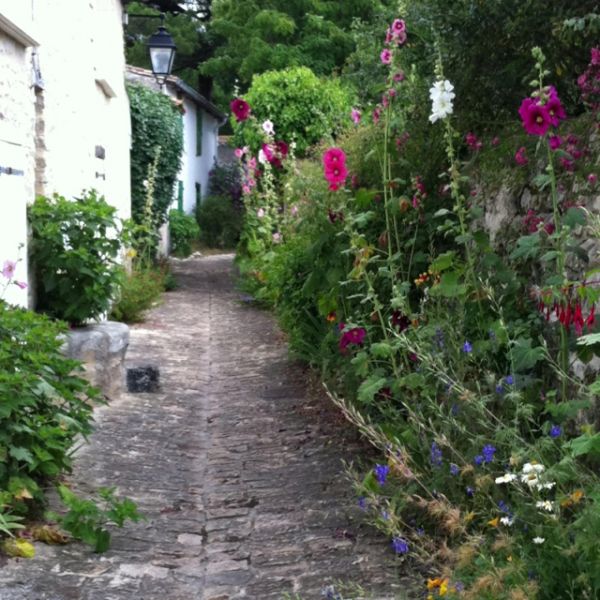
240, 66, 354, 154
28, 191, 122, 325
0, 302, 97, 514
196, 195, 243, 248
109, 267, 165, 324
208, 161, 242, 205
168, 209, 200, 257
128, 83, 183, 226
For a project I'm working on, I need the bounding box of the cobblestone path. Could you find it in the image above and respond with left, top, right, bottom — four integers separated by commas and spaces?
0, 255, 416, 600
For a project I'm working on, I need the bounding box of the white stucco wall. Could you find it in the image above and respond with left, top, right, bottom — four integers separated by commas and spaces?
32, 0, 131, 220
197, 111, 219, 205
0, 15, 36, 306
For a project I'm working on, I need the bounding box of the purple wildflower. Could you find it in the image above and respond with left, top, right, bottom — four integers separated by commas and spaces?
466, 486, 474, 498
549, 424, 562, 438
474, 455, 484, 466
450, 463, 460, 476
505, 375, 514, 385
430, 442, 443, 467
462, 341, 473, 353
358, 496, 367, 510
374, 464, 390, 486
391, 537, 409, 554
482, 444, 496, 463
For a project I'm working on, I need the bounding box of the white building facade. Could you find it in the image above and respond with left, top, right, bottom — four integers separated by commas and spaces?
126, 66, 225, 216
0, 0, 131, 307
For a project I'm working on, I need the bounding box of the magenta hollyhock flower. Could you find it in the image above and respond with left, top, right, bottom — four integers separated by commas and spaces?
339, 327, 367, 351
380, 49, 392, 65
592, 47, 600, 65
393, 71, 405, 83
515, 146, 528, 165
589, 173, 598, 186
549, 135, 562, 150
230, 98, 251, 122
519, 97, 551, 136
351, 108, 361, 124
391, 19, 406, 34
491, 136, 500, 146
322, 147, 346, 169
545, 87, 566, 126
275, 140, 288, 157
373, 107, 381, 124
325, 163, 348, 185
2, 260, 16, 279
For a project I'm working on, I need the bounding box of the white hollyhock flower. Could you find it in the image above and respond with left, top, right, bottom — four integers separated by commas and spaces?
258, 149, 267, 164
262, 120, 275, 135
429, 80, 455, 123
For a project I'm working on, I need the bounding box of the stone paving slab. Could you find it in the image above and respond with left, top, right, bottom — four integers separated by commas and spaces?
0, 254, 419, 600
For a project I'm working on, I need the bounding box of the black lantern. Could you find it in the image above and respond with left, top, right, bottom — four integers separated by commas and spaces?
148, 22, 176, 84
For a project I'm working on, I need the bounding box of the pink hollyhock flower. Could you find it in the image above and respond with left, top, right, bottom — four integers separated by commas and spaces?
519, 97, 551, 136
339, 326, 366, 351
391, 19, 406, 34
322, 147, 346, 169
491, 136, 500, 146
373, 107, 381, 124
465, 132, 482, 150
290, 205, 299, 216
351, 108, 361, 124
14, 280, 27, 289
272, 232, 282, 243
549, 135, 562, 150
380, 49, 392, 65
328, 182, 340, 191
242, 185, 251, 195
2, 260, 16, 279
257, 208, 265, 218
388, 89, 397, 98
325, 163, 349, 185
247, 157, 257, 170
588, 173, 598, 186
545, 87, 566, 126
515, 146, 529, 165
382, 95, 389, 108
262, 143, 274, 163
234, 148, 245, 159
393, 71, 405, 83
394, 30, 407, 45
560, 158, 575, 171
592, 47, 600, 65
230, 98, 251, 122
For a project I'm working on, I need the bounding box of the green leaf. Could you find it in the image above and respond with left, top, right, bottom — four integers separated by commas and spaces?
370, 342, 392, 358
569, 433, 600, 458
9, 447, 34, 465
577, 333, 600, 346
545, 399, 591, 420
564, 207, 587, 228
429, 251, 455, 273
511, 338, 545, 372
430, 271, 467, 298
357, 376, 388, 404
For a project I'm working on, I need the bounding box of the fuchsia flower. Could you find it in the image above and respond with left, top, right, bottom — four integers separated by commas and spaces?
351, 108, 361, 124
2, 260, 16, 279
380, 49, 392, 65
465, 132, 483, 151
323, 147, 348, 192
589, 173, 598, 186
339, 326, 367, 351
549, 135, 562, 150
491, 136, 500, 146
373, 107, 381, 124
323, 147, 346, 168
519, 97, 551, 136
230, 98, 250, 122
391, 19, 406, 35
515, 146, 529, 165
393, 71, 405, 83
545, 87, 566, 126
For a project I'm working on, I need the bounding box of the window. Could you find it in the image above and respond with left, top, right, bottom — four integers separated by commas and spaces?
195, 182, 202, 209
196, 110, 203, 156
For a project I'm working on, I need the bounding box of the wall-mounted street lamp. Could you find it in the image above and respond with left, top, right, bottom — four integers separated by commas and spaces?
125, 12, 177, 85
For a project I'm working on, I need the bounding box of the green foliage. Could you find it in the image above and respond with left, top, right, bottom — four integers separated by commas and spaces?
169, 210, 200, 257
128, 83, 183, 226
208, 161, 242, 202
28, 191, 122, 325
0, 302, 97, 514
242, 67, 354, 154
54, 485, 142, 553
109, 267, 165, 324
196, 195, 243, 248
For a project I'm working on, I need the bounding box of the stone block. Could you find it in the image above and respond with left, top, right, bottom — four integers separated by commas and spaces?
62, 321, 129, 398
126, 365, 160, 393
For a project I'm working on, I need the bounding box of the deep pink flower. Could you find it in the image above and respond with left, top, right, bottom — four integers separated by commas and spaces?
373, 107, 381, 124
549, 135, 562, 150
323, 147, 346, 169
351, 108, 361, 124
515, 146, 528, 166
391, 19, 406, 34
325, 163, 348, 184
545, 87, 566, 126
519, 97, 551, 136
275, 140, 288, 157
380, 49, 392, 65
592, 47, 600, 66
560, 158, 575, 172
393, 71, 405, 83
2, 260, 16, 279
230, 98, 251, 122
339, 327, 366, 351
588, 173, 598, 186
465, 132, 482, 150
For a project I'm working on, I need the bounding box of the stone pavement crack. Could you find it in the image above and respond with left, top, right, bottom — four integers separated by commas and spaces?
0, 255, 418, 600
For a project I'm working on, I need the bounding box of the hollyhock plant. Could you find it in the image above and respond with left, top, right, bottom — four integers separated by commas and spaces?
323, 147, 346, 169
351, 108, 361, 124
339, 326, 366, 351
545, 87, 566, 126
2, 260, 16, 279
549, 135, 562, 150
230, 98, 251, 122
515, 146, 529, 165
380, 49, 392, 65
262, 119, 274, 135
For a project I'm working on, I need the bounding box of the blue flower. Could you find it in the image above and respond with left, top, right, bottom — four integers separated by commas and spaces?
462, 340, 473, 353
550, 424, 562, 438
374, 464, 390, 486
482, 444, 496, 463
474, 455, 484, 466
505, 375, 514, 385
358, 496, 367, 510
450, 463, 460, 476
391, 537, 409, 554
496, 384, 505, 394
381, 510, 390, 521
466, 486, 474, 498
430, 441, 443, 467
498, 500, 511, 514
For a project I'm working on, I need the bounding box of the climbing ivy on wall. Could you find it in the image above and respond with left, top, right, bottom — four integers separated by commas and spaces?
127, 83, 184, 226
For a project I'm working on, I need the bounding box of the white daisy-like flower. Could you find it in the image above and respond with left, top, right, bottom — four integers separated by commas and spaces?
532, 537, 545, 544
536, 481, 556, 491
536, 500, 553, 512
522, 462, 545, 475
262, 120, 275, 135
495, 473, 517, 484
500, 516, 514, 526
